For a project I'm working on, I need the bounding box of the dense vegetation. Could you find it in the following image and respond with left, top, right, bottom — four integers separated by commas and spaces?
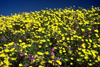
0, 6, 100, 67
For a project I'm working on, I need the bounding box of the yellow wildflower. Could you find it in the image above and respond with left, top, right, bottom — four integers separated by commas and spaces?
94, 29, 99, 33
59, 50, 62, 54
48, 60, 52, 63
0, 61, 3, 66
37, 52, 44, 55
49, 43, 52, 45
71, 57, 74, 60
56, 60, 62, 65
8, 42, 14, 46
81, 28, 85, 32
0, 53, 6, 57
19, 63, 23, 67
45, 51, 49, 55
19, 39, 22, 42
65, 59, 69, 61
97, 56, 100, 61
88, 63, 93, 66
11, 58, 17, 60
70, 62, 73, 65
39, 45, 42, 48
38, 65, 44, 67
5, 49, 9, 53
95, 33, 99, 37
10, 48, 15, 52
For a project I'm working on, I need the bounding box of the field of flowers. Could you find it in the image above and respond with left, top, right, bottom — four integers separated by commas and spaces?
0, 6, 100, 67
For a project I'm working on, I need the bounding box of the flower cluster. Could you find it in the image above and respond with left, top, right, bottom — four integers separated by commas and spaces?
0, 6, 100, 67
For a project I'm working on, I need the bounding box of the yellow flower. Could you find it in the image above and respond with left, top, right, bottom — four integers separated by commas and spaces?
95, 33, 99, 37
93, 54, 96, 59
77, 58, 81, 61
0, 61, 3, 66
24, 53, 27, 55
85, 39, 88, 42
20, 49, 23, 52
66, 37, 70, 40
71, 57, 74, 60
87, 28, 91, 31
47, 39, 50, 41
11, 58, 17, 60
37, 52, 44, 55
28, 44, 31, 47
81, 28, 85, 32
5, 49, 9, 53
71, 37, 74, 40
88, 63, 93, 66
59, 50, 62, 54
40, 60, 45, 65
62, 36, 65, 40
54, 47, 57, 49
39, 45, 42, 48
63, 49, 66, 53
97, 56, 100, 61
70, 62, 73, 65
82, 43, 86, 48
45, 51, 49, 55
38, 65, 44, 67
49, 43, 52, 45
94, 29, 99, 33
0, 32, 2, 34
65, 59, 69, 61
10, 48, 15, 52
64, 53, 66, 55
93, 44, 97, 48
68, 51, 72, 54
56, 60, 62, 65
95, 60, 98, 62
45, 45, 48, 47
19, 39, 22, 42
19, 63, 23, 67
8, 42, 14, 46
89, 39, 92, 43
51, 55, 54, 59
48, 60, 52, 63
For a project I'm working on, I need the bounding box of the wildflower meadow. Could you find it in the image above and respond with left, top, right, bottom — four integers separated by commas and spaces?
0, 6, 100, 67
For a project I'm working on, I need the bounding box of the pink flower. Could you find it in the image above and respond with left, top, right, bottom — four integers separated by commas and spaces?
27, 54, 36, 63
67, 47, 71, 50
52, 47, 55, 51
6, 36, 9, 39
23, 36, 26, 39
92, 26, 94, 32
80, 44, 82, 47
92, 27, 94, 30
20, 52, 24, 56
51, 51, 55, 55
75, 27, 78, 30
87, 31, 90, 35
83, 33, 87, 36
57, 57, 60, 61
57, 64, 60, 67
1, 36, 6, 42
14, 44, 17, 48
73, 19, 77, 23
27, 54, 32, 59
52, 59, 56, 62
